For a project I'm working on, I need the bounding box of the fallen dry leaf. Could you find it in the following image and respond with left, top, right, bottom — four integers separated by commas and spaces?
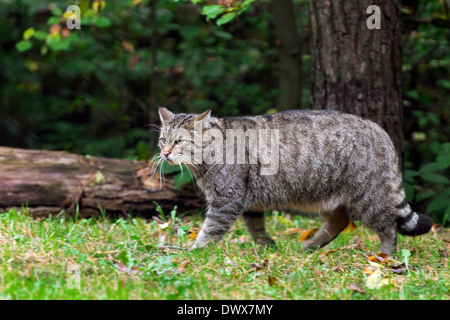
261, 259, 269, 269
116, 262, 143, 276
298, 228, 317, 241
342, 220, 357, 233
239, 236, 250, 244
249, 259, 269, 273
365, 266, 384, 289
319, 248, 338, 256
250, 262, 262, 271
283, 228, 304, 235
177, 259, 190, 271
347, 282, 365, 293
117, 262, 127, 273
391, 263, 407, 274
368, 253, 390, 264
268, 275, 277, 286
362, 267, 374, 275
188, 227, 198, 240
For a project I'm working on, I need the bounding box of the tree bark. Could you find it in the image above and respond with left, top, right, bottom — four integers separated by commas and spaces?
309, 0, 404, 163
271, 0, 303, 110
0, 147, 203, 217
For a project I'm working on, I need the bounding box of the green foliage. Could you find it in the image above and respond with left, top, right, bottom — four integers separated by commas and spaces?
1, 0, 276, 159
401, 0, 450, 224
404, 143, 450, 225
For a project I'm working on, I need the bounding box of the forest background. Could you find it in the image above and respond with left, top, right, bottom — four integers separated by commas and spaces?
0, 0, 449, 224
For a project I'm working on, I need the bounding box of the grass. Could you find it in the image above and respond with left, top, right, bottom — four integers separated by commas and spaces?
0, 207, 448, 300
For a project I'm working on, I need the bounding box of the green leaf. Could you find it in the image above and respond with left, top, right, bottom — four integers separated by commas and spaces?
160, 161, 181, 175
153, 201, 166, 221
404, 181, 415, 203
46, 34, 71, 51
47, 16, 61, 25
216, 12, 237, 25
436, 79, 450, 90
239, 0, 255, 13
23, 27, 35, 40
415, 189, 436, 202
436, 154, 450, 170
95, 16, 112, 28
52, 6, 63, 17
427, 113, 440, 126
427, 195, 449, 212
401, 249, 411, 271
16, 40, 32, 52
421, 173, 450, 185
202, 5, 225, 20
419, 162, 441, 174
174, 170, 192, 189
34, 30, 48, 41
170, 205, 178, 221
404, 169, 418, 183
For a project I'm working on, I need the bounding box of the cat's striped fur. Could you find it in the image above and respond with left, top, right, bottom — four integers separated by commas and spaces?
157, 108, 432, 255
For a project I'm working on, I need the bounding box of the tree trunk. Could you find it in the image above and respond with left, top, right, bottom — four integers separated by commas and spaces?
271, 0, 302, 110
309, 0, 404, 163
0, 147, 203, 217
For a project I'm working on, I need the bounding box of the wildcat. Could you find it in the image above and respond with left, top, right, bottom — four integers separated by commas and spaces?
155, 107, 432, 255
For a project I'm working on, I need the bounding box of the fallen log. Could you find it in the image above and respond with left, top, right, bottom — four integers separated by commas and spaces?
0, 146, 204, 217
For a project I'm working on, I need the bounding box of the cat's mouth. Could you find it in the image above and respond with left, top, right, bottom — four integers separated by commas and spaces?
161, 153, 176, 165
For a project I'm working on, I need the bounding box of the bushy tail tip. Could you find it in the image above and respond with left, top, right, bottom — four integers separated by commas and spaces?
397, 212, 432, 236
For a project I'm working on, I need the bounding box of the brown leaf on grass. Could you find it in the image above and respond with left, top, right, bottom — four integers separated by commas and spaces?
116, 263, 143, 276
283, 228, 304, 235
347, 282, 365, 293
117, 262, 127, 273
261, 259, 269, 269
368, 253, 390, 264
362, 267, 374, 275
391, 263, 407, 274
319, 237, 362, 256
249, 262, 262, 271
188, 227, 199, 240
298, 228, 317, 241
249, 259, 269, 272
268, 275, 277, 287
342, 220, 357, 233
319, 249, 338, 256
177, 259, 190, 271
238, 236, 250, 244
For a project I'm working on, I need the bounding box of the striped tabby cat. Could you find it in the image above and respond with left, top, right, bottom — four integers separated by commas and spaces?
156, 107, 432, 255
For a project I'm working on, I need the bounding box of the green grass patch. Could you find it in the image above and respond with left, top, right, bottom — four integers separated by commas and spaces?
0, 208, 448, 300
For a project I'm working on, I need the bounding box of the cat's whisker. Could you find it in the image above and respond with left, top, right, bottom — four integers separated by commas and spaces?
177, 159, 184, 181
145, 124, 162, 130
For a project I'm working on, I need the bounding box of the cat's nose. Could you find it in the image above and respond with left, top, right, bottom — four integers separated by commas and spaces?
162, 151, 170, 158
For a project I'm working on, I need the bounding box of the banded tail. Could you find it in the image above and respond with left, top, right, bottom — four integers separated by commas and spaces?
396, 202, 432, 236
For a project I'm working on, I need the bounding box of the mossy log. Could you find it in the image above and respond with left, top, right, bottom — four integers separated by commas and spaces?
0, 146, 204, 217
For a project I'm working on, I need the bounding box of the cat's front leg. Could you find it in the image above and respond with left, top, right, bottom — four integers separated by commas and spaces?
192, 202, 243, 249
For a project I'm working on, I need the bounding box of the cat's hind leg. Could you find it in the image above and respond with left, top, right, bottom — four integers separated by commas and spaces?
242, 211, 276, 247
302, 206, 349, 251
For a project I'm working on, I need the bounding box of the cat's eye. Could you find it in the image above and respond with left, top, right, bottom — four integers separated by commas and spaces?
175, 139, 183, 145
159, 137, 166, 144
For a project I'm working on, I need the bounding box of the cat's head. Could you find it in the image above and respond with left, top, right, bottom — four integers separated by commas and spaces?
157, 107, 211, 167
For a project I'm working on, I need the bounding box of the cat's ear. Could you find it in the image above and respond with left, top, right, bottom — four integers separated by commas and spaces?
194, 109, 211, 129
158, 107, 174, 124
